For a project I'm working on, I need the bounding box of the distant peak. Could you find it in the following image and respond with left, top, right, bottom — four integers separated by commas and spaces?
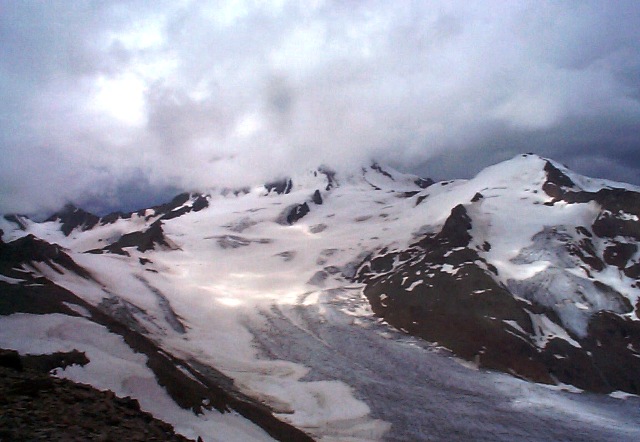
45, 204, 99, 236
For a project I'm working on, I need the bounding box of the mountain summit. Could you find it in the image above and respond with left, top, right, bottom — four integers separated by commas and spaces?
1, 154, 640, 441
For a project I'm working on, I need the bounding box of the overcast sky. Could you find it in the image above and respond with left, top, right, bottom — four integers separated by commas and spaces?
1, 0, 639, 216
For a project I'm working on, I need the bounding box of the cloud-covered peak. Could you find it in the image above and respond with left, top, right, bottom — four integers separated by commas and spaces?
1, 1, 639, 216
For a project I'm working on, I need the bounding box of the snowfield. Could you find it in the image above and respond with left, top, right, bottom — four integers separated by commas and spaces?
2, 155, 640, 441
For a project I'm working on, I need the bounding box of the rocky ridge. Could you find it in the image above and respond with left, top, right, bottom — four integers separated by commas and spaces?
0, 349, 194, 442
355, 154, 640, 394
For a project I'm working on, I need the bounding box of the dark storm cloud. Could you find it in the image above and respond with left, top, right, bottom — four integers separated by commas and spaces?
1, 0, 639, 216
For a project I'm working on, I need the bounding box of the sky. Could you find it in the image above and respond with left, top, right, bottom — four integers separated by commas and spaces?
1, 0, 639, 216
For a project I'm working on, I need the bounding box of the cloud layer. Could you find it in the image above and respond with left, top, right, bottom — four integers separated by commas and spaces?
1, 0, 639, 215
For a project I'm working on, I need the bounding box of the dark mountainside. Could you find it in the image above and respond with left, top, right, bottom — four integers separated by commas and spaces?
356, 156, 640, 395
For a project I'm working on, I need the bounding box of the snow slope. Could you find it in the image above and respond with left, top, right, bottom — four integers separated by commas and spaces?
2, 156, 640, 441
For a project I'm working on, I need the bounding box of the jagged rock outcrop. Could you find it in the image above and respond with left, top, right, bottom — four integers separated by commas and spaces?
46, 204, 100, 236
356, 156, 640, 394
93, 220, 173, 255
0, 234, 92, 279
265, 178, 293, 195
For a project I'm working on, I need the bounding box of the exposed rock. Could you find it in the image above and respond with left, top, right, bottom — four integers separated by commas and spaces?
371, 163, 394, 180
100, 210, 132, 225
0, 349, 22, 371
0, 360, 194, 441
593, 210, 640, 240
100, 220, 172, 254
288, 203, 310, 224
414, 178, 434, 189
212, 235, 272, 249
357, 205, 552, 384
603, 242, 637, 269
277, 203, 310, 225
265, 178, 293, 195
161, 194, 209, 221
45, 205, 100, 236
312, 189, 323, 205
317, 166, 337, 190
3, 214, 28, 230
0, 234, 92, 279
192, 195, 209, 212
356, 201, 640, 395
20, 349, 90, 373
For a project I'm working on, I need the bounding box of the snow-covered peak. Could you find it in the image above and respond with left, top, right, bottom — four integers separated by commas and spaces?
471, 153, 549, 189
262, 162, 432, 197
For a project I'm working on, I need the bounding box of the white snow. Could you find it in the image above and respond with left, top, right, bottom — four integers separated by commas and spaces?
2, 154, 640, 441
0, 274, 25, 284
0, 313, 273, 442
405, 279, 424, 291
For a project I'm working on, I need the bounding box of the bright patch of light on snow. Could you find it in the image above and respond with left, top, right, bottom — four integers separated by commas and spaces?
217, 297, 244, 307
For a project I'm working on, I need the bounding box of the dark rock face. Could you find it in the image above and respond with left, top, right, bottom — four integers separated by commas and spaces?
286, 203, 310, 225
318, 166, 337, 190
371, 163, 394, 180
593, 210, 640, 240
415, 177, 434, 189
0, 235, 92, 279
3, 214, 28, 231
191, 195, 209, 212
98, 220, 172, 255
157, 193, 209, 221
603, 242, 637, 268
356, 202, 640, 395
45, 204, 100, 236
356, 205, 553, 384
265, 178, 293, 194
0, 349, 22, 371
0, 359, 193, 441
100, 211, 133, 225
43, 193, 209, 235
312, 189, 323, 205
127, 192, 210, 222
20, 349, 90, 373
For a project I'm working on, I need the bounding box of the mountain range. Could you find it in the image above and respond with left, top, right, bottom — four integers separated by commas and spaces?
1, 154, 640, 441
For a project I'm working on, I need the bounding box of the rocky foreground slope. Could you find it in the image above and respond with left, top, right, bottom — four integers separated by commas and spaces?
0, 349, 192, 441
1, 154, 639, 441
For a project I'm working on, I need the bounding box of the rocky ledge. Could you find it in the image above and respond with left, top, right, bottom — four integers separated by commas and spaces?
0, 349, 194, 442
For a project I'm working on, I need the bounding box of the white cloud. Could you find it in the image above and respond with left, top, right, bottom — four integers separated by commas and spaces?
1, 0, 639, 215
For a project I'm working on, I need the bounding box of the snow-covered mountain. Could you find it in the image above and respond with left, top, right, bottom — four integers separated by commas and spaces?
1, 155, 640, 441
